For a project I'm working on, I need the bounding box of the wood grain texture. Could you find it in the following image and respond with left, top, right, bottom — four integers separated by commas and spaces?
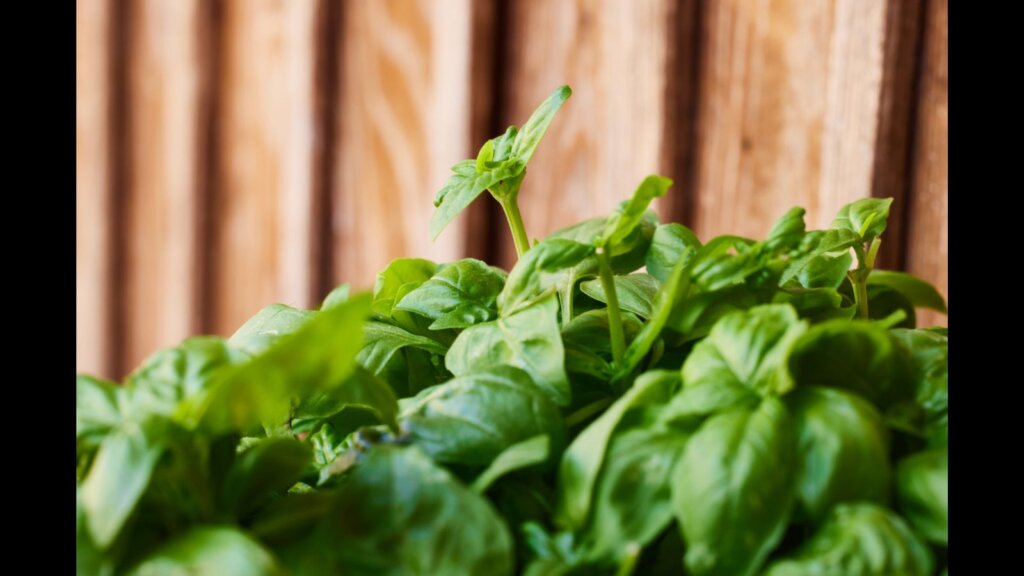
691, 0, 904, 240
499, 0, 679, 267
906, 0, 947, 327
213, 0, 324, 335
332, 0, 494, 288
77, 0, 114, 376
123, 0, 207, 375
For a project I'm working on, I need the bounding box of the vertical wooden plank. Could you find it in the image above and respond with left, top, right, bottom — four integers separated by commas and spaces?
332, 0, 495, 287
906, 0, 947, 327
212, 0, 323, 335
77, 0, 113, 376
692, 0, 914, 240
123, 0, 206, 375
500, 0, 680, 266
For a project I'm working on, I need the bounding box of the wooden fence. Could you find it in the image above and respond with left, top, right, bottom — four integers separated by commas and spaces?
76, 0, 948, 379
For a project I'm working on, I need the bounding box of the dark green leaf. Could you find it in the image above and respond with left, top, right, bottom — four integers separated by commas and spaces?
682, 304, 807, 397
787, 387, 890, 520
765, 207, 807, 250
294, 366, 399, 431
400, 366, 565, 466
556, 370, 679, 530
327, 445, 514, 576
788, 319, 910, 408
81, 430, 164, 548
762, 503, 934, 576
831, 197, 893, 243
447, 294, 570, 405
126, 526, 284, 576
867, 270, 947, 313
221, 437, 312, 517
889, 328, 948, 427
897, 448, 947, 545
396, 258, 506, 329
472, 434, 551, 493
672, 397, 794, 576
579, 273, 659, 318
582, 425, 688, 564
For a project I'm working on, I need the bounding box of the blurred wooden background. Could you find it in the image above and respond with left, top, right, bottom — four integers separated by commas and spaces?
77, 0, 948, 379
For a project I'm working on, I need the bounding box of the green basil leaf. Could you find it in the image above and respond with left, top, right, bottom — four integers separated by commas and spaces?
889, 328, 948, 428
327, 445, 514, 575
431, 160, 525, 239
764, 207, 807, 251
229, 304, 316, 356
763, 503, 934, 576
198, 294, 371, 434
598, 176, 672, 248
396, 258, 506, 329
831, 197, 894, 243
658, 380, 760, 429
126, 526, 284, 576
867, 270, 947, 313
81, 430, 164, 548
400, 366, 565, 466
320, 282, 351, 310
672, 397, 795, 576
773, 287, 855, 323
788, 387, 890, 520
372, 258, 437, 316
294, 366, 399, 431
511, 85, 572, 165
472, 434, 551, 493
645, 223, 701, 283
221, 437, 312, 518
499, 238, 595, 316
579, 273, 659, 319
682, 304, 807, 397
76, 374, 124, 450
357, 321, 448, 375
897, 448, 948, 545
788, 319, 910, 408
556, 370, 679, 530
447, 294, 570, 405
582, 425, 688, 564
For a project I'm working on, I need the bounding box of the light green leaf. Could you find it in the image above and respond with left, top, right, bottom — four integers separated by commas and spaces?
447, 294, 570, 405
357, 321, 448, 375
396, 258, 506, 329
127, 526, 284, 576
682, 304, 807, 397
472, 434, 551, 493
229, 304, 315, 356
430, 161, 525, 239
498, 238, 595, 316
372, 258, 437, 316
598, 176, 672, 248
831, 197, 893, 243
672, 397, 795, 576
81, 430, 164, 548
763, 503, 934, 576
400, 366, 565, 466
321, 283, 351, 310
76, 374, 124, 449
645, 223, 701, 283
511, 85, 572, 165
